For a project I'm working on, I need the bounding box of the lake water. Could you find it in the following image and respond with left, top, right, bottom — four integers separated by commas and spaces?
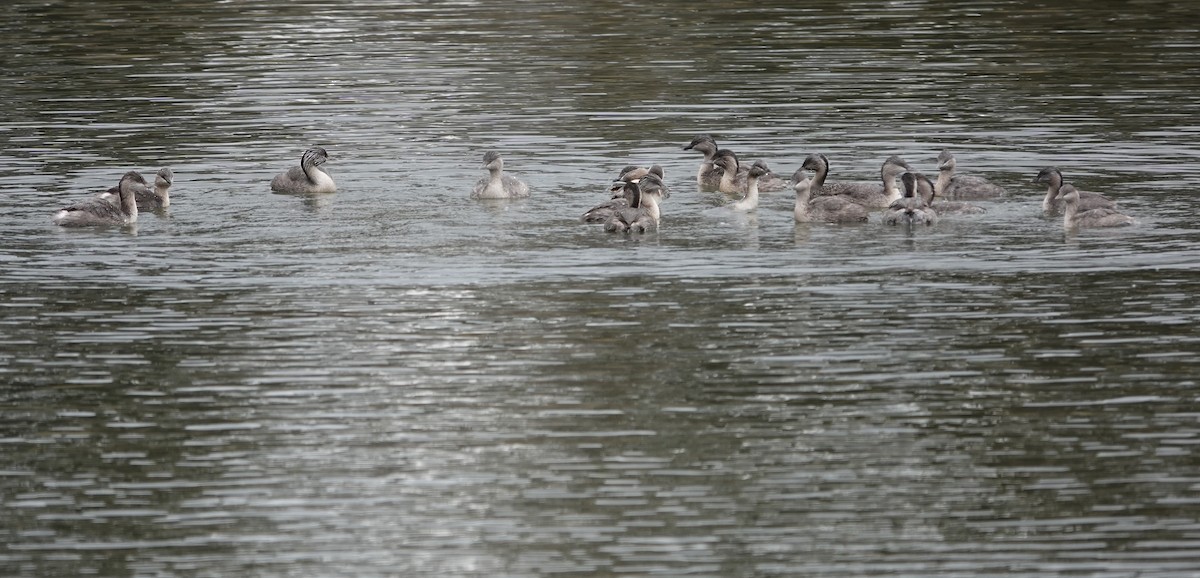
3, 1, 1200, 576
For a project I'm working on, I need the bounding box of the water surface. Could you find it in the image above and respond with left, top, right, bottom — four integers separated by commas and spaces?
3, 1, 1200, 576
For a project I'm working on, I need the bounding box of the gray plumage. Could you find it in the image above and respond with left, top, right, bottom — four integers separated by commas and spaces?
1061, 184, 1134, 228
884, 172, 937, 226
138, 167, 174, 210
791, 167, 869, 223
471, 150, 529, 199
915, 171, 985, 215
720, 160, 769, 212
100, 166, 173, 211
1034, 166, 1115, 214
683, 134, 724, 189
272, 147, 336, 194
712, 149, 788, 194
53, 171, 144, 227
801, 153, 910, 209
935, 150, 1005, 200
611, 164, 667, 198
605, 179, 658, 233
586, 174, 665, 225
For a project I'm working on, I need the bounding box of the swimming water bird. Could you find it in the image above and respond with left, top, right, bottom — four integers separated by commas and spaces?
630, 173, 666, 224
683, 134, 726, 189
1034, 166, 1115, 214
584, 173, 667, 225
611, 164, 667, 198
471, 150, 530, 199
684, 134, 786, 192
712, 149, 788, 194
935, 150, 1006, 200
712, 159, 770, 212
100, 166, 174, 211
52, 171, 145, 227
712, 151, 747, 194
1060, 184, 1134, 229
800, 153, 911, 208
915, 171, 985, 215
605, 178, 659, 233
271, 147, 336, 194
143, 167, 174, 210
883, 172, 937, 226
790, 167, 869, 223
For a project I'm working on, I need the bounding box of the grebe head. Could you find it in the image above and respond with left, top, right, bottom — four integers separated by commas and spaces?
882, 155, 912, 178
616, 165, 640, 179
120, 170, 149, 189
937, 149, 956, 171
302, 147, 330, 168
683, 134, 718, 154
800, 153, 829, 173
636, 173, 666, 200
713, 150, 739, 175
1058, 183, 1081, 205
748, 160, 770, 180
792, 174, 813, 195
480, 150, 503, 171
1033, 166, 1063, 186
155, 167, 173, 188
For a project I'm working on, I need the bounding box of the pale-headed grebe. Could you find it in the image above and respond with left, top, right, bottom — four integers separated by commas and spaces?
883, 172, 937, 226
1034, 166, 1115, 215
470, 150, 530, 199
271, 147, 336, 194
935, 150, 1005, 200
53, 171, 144, 227
1060, 184, 1134, 229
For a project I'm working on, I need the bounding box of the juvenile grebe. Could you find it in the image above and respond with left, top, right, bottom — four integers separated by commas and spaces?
53, 171, 144, 227
584, 173, 667, 224
713, 159, 769, 212
801, 153, 911, 208
790, 167, 869, 223
1034, 167, 1115, 214
611, 164, 667, 197
683, 134, 723, 188
470, 150, 530, 199
100, 166, 173, 211
915, 171, 984, 215
605, 179, 658, 233
883, 173, 937, 226
271, 147, 336, 194
711, 149, 788, 194
1060, 184, 1134, 229
935, 150, 1005, 200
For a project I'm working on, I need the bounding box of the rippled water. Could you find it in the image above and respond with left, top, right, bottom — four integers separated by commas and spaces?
3, 1, 1200, 576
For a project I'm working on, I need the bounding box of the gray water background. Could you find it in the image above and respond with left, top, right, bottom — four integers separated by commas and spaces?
2, 1, 1200, 576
